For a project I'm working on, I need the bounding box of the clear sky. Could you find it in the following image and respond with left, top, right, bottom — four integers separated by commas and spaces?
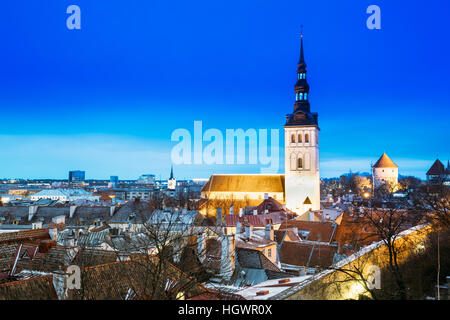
0, 0, 449, 180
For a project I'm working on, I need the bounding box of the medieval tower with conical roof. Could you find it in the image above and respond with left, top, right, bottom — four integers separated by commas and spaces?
372, 153, 399, 189
284, 34, 320, 214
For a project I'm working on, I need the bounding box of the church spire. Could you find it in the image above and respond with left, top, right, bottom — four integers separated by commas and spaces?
298, 29, 306, 70
294, 29, 310, 113
169, 166, 174, 180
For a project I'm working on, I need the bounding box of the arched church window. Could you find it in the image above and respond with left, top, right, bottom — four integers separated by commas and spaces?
305, 134, 309, 143
299, 93, 303, 100
298, 134, 302, 143
304, 93, 308, 100
298, 157, 303, 169
291, 134, 295, 143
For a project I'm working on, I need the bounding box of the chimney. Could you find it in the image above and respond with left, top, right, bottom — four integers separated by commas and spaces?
32, 221, 43, 230
309, 210, 314, 221
48, 228, 58, 241
216, 208, 223, 226
253, 209, 258, 216
236, 220, 242, 235
28, 205, 38, 221
325, 213, 331, 220
265, 224, 274, 241
69, 205, 77, 218
220, 233, 235, 281
264, 193, 269, 200
197, 230, 207, 263
239, 207, 243, 217
245, 224, 253, 239
109, 205, 116, 217
229, 205, 234, 215
52, 215, 65, 225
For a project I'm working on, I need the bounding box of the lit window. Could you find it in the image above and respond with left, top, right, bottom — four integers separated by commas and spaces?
295, 93, 298, 101
299, 93, 303, 100
304, 93, 308, 100
298, 158, 303, 169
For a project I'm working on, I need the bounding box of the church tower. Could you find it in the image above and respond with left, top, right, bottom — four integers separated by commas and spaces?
284, 34, 320, 214
168, 166, 176, 190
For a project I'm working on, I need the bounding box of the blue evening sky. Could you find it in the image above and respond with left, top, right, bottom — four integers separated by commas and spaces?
0, 1, 449, 180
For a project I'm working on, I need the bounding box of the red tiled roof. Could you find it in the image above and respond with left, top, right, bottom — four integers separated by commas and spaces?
279, 220, 336, 243
225, 215, 265, 228
279, 242, 337, 268
0, 228, 50, 243
426, 159, 448, 176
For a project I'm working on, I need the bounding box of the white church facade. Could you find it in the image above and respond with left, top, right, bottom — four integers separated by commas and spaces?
201, 36, 320, 216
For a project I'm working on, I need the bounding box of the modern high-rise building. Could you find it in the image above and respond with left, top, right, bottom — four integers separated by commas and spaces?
69, 170, 85, 183
110, 176, 119, 187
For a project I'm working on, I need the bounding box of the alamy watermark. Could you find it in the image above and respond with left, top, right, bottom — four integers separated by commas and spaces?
171, 121, 280, 173
366, 5, 381, 30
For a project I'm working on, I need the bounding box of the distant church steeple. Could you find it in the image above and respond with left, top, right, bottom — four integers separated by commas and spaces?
168, 166, 176, 190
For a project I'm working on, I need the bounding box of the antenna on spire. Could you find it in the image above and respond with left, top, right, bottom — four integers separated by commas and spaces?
300, 24, 304, 38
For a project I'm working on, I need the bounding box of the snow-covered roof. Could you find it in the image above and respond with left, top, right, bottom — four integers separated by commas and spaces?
236, 275, 312, 300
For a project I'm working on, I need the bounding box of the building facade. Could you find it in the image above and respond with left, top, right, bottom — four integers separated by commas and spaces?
69, 170, 85, 184
284, 35, 320, 214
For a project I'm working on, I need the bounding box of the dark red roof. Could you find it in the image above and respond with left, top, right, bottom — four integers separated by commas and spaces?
279, 220, 336, 243
426, 159, 448, 176
279, 242, 337, 268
